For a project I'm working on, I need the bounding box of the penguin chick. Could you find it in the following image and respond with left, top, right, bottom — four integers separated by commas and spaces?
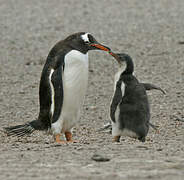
109, 52, 165, 142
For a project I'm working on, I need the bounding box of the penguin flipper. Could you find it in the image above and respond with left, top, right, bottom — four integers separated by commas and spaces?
141, 83, 166, 94
39, 52, 65, 126
110, 81, 123, 123
51, 65, 64, 123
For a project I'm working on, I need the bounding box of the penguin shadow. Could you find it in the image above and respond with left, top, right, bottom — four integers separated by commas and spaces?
98, 52, 165, 143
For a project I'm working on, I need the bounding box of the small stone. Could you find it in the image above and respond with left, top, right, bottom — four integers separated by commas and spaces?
137, 145, 149, 150
91, 154, 110, 162
157, 148, 163, 151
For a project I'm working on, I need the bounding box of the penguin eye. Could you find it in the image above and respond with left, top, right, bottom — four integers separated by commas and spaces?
84, 41, 90, 44
88, 34, 95, 43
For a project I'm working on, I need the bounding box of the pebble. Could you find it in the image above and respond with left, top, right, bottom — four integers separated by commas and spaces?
91, 154, 110, 162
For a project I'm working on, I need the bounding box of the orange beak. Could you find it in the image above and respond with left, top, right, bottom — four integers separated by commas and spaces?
90, 44, 111, 51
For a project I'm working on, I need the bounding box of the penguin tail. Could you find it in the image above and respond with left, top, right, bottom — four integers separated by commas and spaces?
97, 122, 112, 134
3, 120, 46, 137
148, 122, 159, 131
97, 122, 111, 131
4, 124, 35, 137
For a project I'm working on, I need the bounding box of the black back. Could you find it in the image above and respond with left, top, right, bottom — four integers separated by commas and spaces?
118, 74, 150, 138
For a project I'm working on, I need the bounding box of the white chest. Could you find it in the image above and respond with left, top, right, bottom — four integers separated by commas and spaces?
64, 50, 88, 84
62, 50, 89, 130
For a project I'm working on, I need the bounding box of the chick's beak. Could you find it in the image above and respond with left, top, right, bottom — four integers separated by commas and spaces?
109, 51, 121, 64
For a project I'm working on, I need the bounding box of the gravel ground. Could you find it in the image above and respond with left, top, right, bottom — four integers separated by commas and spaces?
0, 0, 184, 179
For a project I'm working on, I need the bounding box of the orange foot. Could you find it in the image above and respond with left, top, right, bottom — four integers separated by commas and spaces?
156, 130, 160, 134
55, 134, 67, 143
113, 136, 120, 142
176, 121, 182, 127
65, 132, 77, 143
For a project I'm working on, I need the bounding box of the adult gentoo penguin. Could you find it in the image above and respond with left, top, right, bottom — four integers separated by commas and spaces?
4, 32, 110, 143
109, 52, 165, 142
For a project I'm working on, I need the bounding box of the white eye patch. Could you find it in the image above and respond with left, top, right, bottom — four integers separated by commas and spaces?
81, 33, 90, 43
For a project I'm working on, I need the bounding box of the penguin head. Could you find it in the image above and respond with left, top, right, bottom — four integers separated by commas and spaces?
64, 32, 110, 53
109, 52, 134, 74
109, 52, 132, 65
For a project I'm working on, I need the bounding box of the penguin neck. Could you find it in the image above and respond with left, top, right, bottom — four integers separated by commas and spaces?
121, 58, 134, 75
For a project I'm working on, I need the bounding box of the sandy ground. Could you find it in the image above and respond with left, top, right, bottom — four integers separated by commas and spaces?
0, 0, 184, 179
